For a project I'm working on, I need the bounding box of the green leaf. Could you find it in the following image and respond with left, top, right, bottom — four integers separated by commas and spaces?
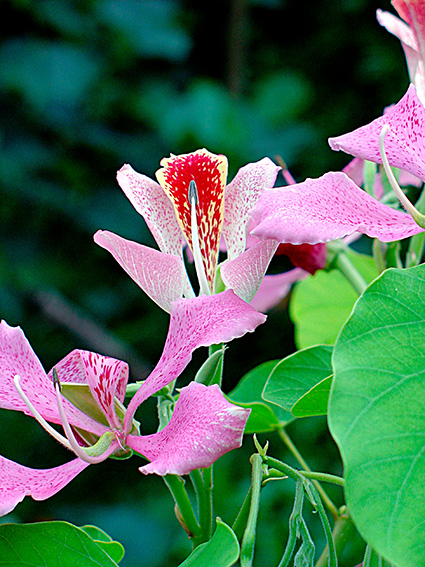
178, 519, 239, 567
291, 375, 333, 417
329, 265, 425, 567
228, 361, 292, 433
0, 521, 122, 566
290, 250, 378, 348
80, 525, 125, 563
262, 346, 332, 413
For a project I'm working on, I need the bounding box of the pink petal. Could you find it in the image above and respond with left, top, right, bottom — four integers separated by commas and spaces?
116, 164, 184, 255
0, 455, 89, 516
329, 84, 425, 181
250, 172, 424, 244
220, 239, 279, 303
250, 268, 308, 312
123, 290, 266, 431
0, 322, 105, 436
94, 230, 187, 313
49, 350, 129, 431
126, 382, 250, 475
222, 158, 280, 260
393, 0, 425, 66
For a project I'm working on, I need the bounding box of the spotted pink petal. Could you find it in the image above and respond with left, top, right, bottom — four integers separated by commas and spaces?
250, 172, 424, 244
0, 322, 105, 436
220, 239, 279, 303
49, 350, 129, 431
250, 268, 308, 312
222, 158, 280, 260
94, 230, 188, 312
0, 455, 90, 516
156, 149, 228, 293
329, 84, 425, 181
116, 164, 184, 256
123, 290, 266, 432
126, 382, 250, 475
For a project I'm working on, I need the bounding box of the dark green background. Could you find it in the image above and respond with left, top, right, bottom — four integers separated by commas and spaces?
0, 0, 407, 565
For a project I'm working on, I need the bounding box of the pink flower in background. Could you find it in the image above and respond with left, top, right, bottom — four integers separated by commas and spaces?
0, 291, 262, 515
377, 1, 425, 102
249, 84, 425, 246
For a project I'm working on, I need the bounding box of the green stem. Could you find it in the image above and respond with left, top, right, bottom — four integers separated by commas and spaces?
232, 486, 252, 541
277, 428, 339, 520
299, 471, 344, 487
309, 484, 337, 567
334, 251, 368, 295
277, 481, 304, 567
240, 453, 263, 567
315, 506, 356, 567
190, 467, 213, 542
163, 475, 202, 544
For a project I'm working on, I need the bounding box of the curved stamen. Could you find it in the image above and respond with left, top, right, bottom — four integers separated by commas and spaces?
379, 125, 425, 228
189, 180, 211, 296
53, 369, 112, 464
13, 374, 72, 450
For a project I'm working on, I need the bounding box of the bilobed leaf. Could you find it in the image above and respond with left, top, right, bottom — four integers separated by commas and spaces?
80, 525, 125, 563
228, 361, 292, 433
0, 521, 122, 566
291, 375, 332, 417
290, 250, 378, 348
178, 519, 239, 567
263, 346, 332, 412
329, 264, 425, 567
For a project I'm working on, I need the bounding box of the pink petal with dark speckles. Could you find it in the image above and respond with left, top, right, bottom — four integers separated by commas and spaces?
127, 382, 250, 475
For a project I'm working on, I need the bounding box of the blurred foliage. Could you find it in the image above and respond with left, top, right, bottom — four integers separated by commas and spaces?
0, 0, 407, 565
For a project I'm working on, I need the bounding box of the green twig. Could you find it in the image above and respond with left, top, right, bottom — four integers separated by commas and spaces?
240, 453, 263, 567
277, 428, 339, 520
190, 467, 213, 542
163, 475, 202, 545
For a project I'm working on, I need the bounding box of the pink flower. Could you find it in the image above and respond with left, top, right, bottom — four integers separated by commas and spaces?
250, 85, 424, 246
0, 291, 263, 515
94, 149, 284, 311
377, 1, 425, 102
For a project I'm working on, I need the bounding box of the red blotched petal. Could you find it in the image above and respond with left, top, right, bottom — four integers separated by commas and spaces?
0, 455, 89, 516
126, 382, 250, 476
276, 243, 327, 274
123, 290, 266, 432
156, 149, 228, 292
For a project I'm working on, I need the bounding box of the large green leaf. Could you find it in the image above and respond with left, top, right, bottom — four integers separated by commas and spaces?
262, 345, 332, 414
228, 361, 292, 433
80, 525, 125, 563
178, 519, 239, 567
329, 265, 425, 567
290, 250, 378, 348
0, 521, 122, 566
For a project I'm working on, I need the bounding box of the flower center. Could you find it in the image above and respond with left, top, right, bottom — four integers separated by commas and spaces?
156, 149, 228, 293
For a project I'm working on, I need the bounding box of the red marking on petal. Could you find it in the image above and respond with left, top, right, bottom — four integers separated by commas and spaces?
156, 149, 228, 292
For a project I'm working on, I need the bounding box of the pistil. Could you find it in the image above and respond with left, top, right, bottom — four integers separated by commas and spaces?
379, 125, 425, 228
13, 374, 72, 450
189, 180, 211, 296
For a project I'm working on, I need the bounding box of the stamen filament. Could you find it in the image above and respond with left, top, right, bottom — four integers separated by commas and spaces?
53, 370, 111, 464
188, 180, 211, 296
379, 125, 425, 227
13, 374, 72, 450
